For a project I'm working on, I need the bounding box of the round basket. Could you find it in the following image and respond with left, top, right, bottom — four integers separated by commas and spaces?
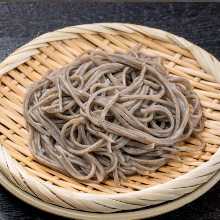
0, 23, 220, 216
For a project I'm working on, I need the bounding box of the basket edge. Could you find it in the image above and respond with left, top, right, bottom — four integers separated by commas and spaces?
0, 144, 220, 213
0, 23, 220, 81
0, 165, 220, 220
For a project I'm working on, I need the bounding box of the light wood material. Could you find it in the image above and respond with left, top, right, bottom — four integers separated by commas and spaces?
0, 23, 220, 213
0, 169, 219, 220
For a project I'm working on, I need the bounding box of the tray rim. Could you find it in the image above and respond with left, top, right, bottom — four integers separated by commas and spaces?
0, 23, 220, 214
0, 168, 219, 220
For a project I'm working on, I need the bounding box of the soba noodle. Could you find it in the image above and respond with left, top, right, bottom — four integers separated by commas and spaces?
24, 49, 204, 184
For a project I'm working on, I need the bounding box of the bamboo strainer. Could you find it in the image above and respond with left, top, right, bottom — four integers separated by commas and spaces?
0, 23, 220, 214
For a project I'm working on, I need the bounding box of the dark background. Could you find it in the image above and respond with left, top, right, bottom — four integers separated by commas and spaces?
0, 1, 220, 220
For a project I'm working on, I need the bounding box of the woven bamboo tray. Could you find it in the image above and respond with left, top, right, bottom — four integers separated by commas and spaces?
0, 23, 220, 217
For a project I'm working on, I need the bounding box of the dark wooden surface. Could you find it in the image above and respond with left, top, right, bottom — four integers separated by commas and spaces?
0, 1, 220, 220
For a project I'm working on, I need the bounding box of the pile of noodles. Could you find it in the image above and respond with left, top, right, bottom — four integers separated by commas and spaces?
24, 49, 204, 184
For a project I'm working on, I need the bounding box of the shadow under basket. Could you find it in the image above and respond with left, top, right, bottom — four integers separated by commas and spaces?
0, 23, 220, 217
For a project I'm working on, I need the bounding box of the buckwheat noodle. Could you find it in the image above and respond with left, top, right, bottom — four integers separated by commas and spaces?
24, 49, 204, 184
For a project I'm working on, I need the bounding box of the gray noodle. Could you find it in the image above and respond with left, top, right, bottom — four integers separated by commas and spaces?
24, 50, 204, 184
